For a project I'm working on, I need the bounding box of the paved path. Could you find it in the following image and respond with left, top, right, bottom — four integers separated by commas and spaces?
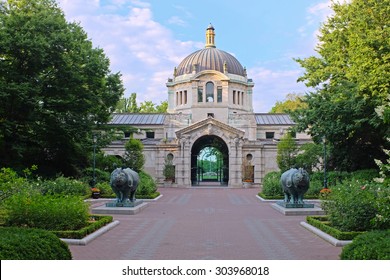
69, 188, 342, 260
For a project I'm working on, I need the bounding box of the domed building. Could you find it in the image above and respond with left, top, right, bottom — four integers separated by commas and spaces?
104, 25, 310, 187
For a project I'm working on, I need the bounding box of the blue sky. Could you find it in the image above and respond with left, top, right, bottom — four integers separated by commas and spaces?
58, 0, 333, 112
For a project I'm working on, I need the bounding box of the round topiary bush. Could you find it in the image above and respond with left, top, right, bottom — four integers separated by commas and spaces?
340, 230, 390, 260
0, 227, 72, 260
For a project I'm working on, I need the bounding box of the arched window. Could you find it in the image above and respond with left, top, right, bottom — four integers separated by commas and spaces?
206, 82, 214, 102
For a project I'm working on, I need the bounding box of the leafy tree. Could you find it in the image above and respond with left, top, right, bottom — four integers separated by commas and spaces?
292, 0, 389, 171
0, 0, 124, 176
270, 93, 307, 113
276, 133, 298, 172
123, 138, 145, 172
115, 93, 168, 113
295, 142, 323, 173
115, 93, 139, 113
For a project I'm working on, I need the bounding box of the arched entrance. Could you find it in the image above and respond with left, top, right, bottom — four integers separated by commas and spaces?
191, 135, 229, 186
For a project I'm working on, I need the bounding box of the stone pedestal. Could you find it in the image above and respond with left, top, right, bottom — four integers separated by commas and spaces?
271, 202, 325, 216
91, 201, 148, 215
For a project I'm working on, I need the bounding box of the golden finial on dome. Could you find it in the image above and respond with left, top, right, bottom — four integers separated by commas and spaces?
205, 23, 216, 48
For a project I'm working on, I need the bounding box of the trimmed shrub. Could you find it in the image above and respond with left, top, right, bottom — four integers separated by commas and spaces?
262, 171, 283, 197
137, 171, 157, 196
340, 230, 390, 260
0, 227, 72, 260
306, 216, 364, 240
5, 192, 89, 231
350, 169, 379, 181
52, 215, 113, 239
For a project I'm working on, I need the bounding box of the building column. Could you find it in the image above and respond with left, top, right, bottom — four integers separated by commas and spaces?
229, 137, 243, 187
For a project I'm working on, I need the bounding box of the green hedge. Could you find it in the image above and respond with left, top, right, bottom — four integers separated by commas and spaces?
5, 193, 89, 231
341, 230, 390, 260
0, 227, 72, 260
52, 215, 113, 239
306, 216, 364, 240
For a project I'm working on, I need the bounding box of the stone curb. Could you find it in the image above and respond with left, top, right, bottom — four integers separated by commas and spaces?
300, 221, 353, 247
61, 220, 120, 246
84, 194, 163, 203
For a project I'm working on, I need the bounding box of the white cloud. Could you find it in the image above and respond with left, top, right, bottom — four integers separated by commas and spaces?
168, 16, 187, 27
248, 67, 307, 112
58, 0, 201, 104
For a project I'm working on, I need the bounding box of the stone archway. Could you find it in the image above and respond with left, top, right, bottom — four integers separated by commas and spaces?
191, 135, 229, 186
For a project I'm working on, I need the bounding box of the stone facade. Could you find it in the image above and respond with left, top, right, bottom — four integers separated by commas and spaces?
103, 25, 311, 187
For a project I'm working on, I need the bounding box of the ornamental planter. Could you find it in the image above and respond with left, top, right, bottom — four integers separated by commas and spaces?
91, 192, 101, 199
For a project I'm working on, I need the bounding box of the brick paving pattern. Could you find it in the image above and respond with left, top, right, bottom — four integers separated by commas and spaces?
70, 188, 342, 260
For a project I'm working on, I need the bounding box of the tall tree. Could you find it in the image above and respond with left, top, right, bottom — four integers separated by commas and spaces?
270, 93, 307, 113
276, 133, 298, 172
292, 0, 389, 171
0, 0, 124, 176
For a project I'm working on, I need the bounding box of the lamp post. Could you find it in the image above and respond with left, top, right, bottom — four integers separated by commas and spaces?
92, 134, 97, 188
323, 136, 328, 189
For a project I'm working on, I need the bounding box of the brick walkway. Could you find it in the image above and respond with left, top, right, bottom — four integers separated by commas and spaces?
69, 187, 342, 260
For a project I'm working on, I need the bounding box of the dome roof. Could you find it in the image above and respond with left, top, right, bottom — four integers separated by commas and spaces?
175, 25, 246, 77
175, 48, 246, 76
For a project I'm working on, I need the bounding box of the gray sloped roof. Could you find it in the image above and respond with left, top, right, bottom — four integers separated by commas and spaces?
255, 114, 295, 125
109, 113, 166, 125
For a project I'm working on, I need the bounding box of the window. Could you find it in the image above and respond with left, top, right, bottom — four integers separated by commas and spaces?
233, 90, 236, 104
146, 131, 155, 138
266, 132, 275, 139
207, 113, 214, 118
206, 82, 214, 102
184, 90, 187, 104
217, 86, 222, 103
198, 86, 203, 102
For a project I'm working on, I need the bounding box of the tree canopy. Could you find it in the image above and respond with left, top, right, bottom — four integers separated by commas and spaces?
270, 93, 307, 113
292, 0, 389, 171
115, 93, 168, 113
0, 0, 124, 176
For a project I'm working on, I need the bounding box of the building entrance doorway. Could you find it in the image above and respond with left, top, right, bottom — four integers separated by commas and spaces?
191, 135, 229, 186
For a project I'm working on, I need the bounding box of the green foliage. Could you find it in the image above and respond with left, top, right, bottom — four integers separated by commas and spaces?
124, 138, 145, 172
95, 181, 114, 197
95, 152, 123, 172
270, 93, 307, 113
322, 181, 388, 231
37, 176, 90, 196
276, 133, 298, 172
0, 227, 72, 260
340, 230, 390, 260
0, 167, 27, 202
292, 0, 389, 171
115, 93, 168, 113
136, 171, 157, 196
82, 167, 110, 186
163, 158, 175, 180
262, 171, 283, 197
52, 215, 113, 239
306, 216, 364, 240
5, 191, 89, 231
0, 0, 124, 176
295, 143, 322, 172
